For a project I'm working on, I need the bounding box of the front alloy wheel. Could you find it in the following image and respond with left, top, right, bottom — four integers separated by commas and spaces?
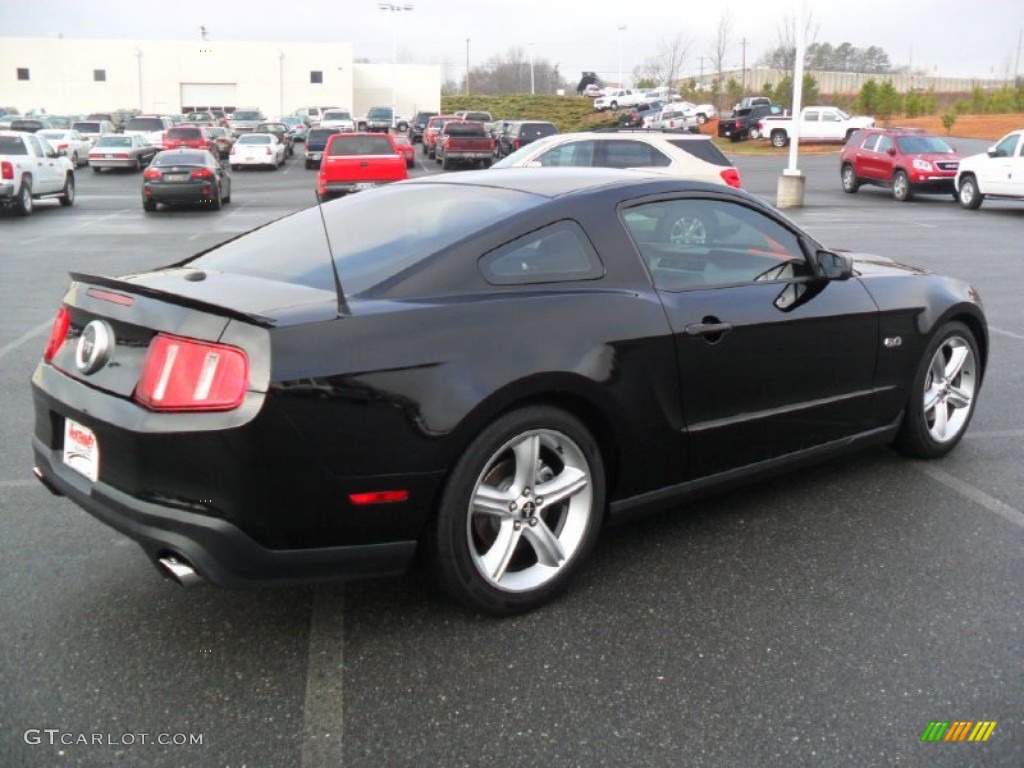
432, 407, 605, 614
892, 170, 913, 202
894, 321, 980, 458
841, 164, 860, 193
958, 175, 983, 209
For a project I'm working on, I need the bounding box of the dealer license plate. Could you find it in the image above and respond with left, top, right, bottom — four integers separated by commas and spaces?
164, 173, 189, 182
63, 418, 99, 482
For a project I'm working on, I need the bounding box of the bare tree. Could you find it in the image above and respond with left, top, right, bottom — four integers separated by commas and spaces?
639, 33, 691, 88
707, 10, 733, 111
759, 11, 819, 80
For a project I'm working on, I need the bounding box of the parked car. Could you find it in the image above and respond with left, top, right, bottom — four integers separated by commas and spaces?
407, 110, 439, 143
581, 84, 603, 98
0, 130, 75, 214
71, 120, 117, 146
759, 106, 875, 148
123, 115, 174, 147
648, 106, 700, 133
955, 129, 1024, 210
205, 126, 235, 159
88, 134, 159, 172
254, 122, 296, 156
37, 129, 92, 167
392, 134, 416, 168
492, 132, 742, 188
317, 132, 407, 199
319, 109, 355, 132
229, 133, 286, 170
30, 169, 988, 614
304, 127, 341, 170
840, 127, 961, 201
423, 115, 459, 159
281, 116, 308, 142
496, 120, 558, 157
361, 106, 408, 133
8, 118, 54, 133
618, 100, 663, 129
184, 112, 219, 126
676, 101, 716, 124
141, 148, 231, 211
435, 121, 496, 170
594, 89, 648, 112
292, 106, 338, 127
718, 104, 785, 141
228, 109, 266, 137
86, 112, 124, 132
163, 125, 217, 153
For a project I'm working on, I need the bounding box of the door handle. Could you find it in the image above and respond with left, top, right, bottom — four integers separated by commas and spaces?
684, 321, 733, 338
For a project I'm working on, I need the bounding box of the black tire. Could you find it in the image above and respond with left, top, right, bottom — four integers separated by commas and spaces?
892, 170, 914, 202
13, 176, 33, 216
58, 174, 75, 207
892, 321, 981, 459
71, 151, 80, 166
143, 200, 157, 212
133, 157, 141, 172
771, 130, 788, 148
396, 121, 408, 133
958, 174, 983, 210
91, 166, 102, 174
210, 184, 222, 211
304, 160, 313, 170
230, 165, 240, 172
429, 406, 606, 615
610, 101, 618, 110
841, 163, 860, 193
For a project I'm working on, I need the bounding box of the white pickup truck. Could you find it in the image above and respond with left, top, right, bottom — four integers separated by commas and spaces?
594, 89, 650, 112
758, 106, 875, 148
0, 130, 76, 215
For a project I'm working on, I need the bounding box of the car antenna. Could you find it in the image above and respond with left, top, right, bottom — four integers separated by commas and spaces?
314, 192, 351, 316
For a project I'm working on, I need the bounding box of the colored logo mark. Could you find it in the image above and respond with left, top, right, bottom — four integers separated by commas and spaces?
921, 721, 997, 742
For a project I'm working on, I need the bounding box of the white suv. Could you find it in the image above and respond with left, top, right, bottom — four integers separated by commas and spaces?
319, 109, 355, 132
490, 131, 742, 188
956, 129, 1024, 209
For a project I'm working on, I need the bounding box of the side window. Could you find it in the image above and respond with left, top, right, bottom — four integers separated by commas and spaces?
861, 134, 880, 151
537, 141, 594, 167
993, 134, 1020, 158
876, 135, 893, 153
599, 140, 671, 169
804, 111, 820, 122
26, 134, 48, 157
480, 220, 604, 285
621, 198, 809, 292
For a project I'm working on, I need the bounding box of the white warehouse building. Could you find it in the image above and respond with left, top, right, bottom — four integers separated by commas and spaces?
0, 37, 441, 119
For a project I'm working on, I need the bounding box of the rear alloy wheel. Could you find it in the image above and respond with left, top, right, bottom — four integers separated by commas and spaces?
892, 170, 913, 202
893, 321, 980, 459
663, 214, 708, 245
958, 175, 983, 209
748, 127, 759, 140
771, 131, 788, 148
841, 164, 860, 193
14, 177, 33, 216
431, 406, 605, 615
58, 174, 75, 207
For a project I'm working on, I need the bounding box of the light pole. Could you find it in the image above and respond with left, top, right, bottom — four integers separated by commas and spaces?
617, 24, 627, 87
378, 3, 415, 116
529, 42, 535, 95
135, 48, 143, 111
465, 38, 471, 95
278, 51, 284, 120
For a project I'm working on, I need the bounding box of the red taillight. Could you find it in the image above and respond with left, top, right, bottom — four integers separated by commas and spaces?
43, 307, 71, 363
1, 161, 12, 180
349, 491, 409, 505
114, 153, 129, 159
57, 143, 68, 151
734, 119, 743, 129
134, 334, 249, 412
513, 138, 521, 149
191, 168, 214, 180
720, 168, 742, 189
143, 168, 161, 180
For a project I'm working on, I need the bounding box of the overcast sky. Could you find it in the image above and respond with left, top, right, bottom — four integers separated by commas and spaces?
3, 0, 1022, 83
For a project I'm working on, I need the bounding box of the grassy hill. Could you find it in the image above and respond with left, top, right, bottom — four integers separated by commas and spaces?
440, 94, 618, 133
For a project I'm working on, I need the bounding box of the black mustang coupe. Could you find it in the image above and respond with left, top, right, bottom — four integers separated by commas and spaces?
30, 168, 987, 614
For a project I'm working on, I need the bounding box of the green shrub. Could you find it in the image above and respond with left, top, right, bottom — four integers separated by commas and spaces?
941, 112, 957, 134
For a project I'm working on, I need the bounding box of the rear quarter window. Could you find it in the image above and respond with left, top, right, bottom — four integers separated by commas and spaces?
479, 220, 604, 285
664, 138, 731, 167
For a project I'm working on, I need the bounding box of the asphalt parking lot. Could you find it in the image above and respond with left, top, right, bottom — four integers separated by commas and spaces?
1, 142, 1021, 768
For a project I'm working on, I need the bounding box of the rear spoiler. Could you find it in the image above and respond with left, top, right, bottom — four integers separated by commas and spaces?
68, 271, 277, 328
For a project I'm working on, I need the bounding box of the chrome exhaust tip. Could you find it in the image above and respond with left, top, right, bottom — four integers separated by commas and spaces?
158, 555, 204, 588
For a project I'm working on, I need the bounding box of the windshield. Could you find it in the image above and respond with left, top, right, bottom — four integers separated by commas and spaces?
189, 184, 543, 296
95, 136, 133, 147
168, 128, 201, 139
896, 136, 955, 154
233, 111, 262, 120
72, 122, 101, 132
323, 111, 352, 121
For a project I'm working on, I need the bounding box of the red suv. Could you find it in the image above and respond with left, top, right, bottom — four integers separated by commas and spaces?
163, 125, 215, 153
840, 127, 961, 201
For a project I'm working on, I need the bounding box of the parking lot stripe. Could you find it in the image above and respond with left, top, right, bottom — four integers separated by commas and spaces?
990, 326, 1024, 341
967, 429, 1024, 439
0, 320, 50, 361
913, 463, 1024, 528
0, 479, 37, 488
301, 585, 346, 768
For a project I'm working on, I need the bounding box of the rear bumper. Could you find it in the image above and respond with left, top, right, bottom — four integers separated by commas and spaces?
32, 436, 417, 588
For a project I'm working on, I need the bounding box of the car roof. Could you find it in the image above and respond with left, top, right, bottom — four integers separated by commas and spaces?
405, 166, 723, 198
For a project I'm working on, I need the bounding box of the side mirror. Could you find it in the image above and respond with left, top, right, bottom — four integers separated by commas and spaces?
986, 146, 998, 157
886, 147, 896, 156
816, 250, 854, 280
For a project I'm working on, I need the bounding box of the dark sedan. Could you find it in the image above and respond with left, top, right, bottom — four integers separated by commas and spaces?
254, 122, 296, 156
141, 149, 231, 211
31, 169, 987, 615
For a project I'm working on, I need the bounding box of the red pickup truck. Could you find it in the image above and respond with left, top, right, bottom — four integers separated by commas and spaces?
317, 133, 408, 200
434, 121, 496, 170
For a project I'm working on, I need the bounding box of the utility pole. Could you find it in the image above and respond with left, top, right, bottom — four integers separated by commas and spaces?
698, 55, 705, 86
1016, 27, 1022, 87
740, 37, 748, 91
465, 38, 470, 95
